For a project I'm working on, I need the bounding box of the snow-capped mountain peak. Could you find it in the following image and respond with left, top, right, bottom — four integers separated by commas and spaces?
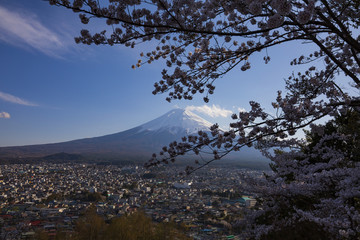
138, 108, 213, 135
0, 108, 267, 164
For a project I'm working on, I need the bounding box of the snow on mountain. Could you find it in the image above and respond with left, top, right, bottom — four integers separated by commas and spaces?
138, 108, 213, 135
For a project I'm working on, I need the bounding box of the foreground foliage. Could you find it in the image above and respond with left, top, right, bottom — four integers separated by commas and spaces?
36, 206, 190, 240
242, 111, 360, 239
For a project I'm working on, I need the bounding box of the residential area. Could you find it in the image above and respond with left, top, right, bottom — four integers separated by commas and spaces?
0, 163, 265, 239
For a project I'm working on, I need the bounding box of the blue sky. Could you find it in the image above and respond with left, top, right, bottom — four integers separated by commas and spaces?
0, 0, 313, 147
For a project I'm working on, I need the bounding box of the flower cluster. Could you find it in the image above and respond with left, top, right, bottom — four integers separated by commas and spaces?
50, 0, 360, 102
241, 112, 360, 239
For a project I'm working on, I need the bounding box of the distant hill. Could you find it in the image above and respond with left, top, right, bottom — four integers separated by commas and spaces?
0, 152, 85, 165
40, 152, 84, 161
0, 109, 268, 166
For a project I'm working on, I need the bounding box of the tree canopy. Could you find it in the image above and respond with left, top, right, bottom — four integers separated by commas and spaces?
48, 0, 360, 238
37, 206, 190, 240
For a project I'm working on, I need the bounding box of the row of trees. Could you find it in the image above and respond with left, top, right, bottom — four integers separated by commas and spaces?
48, 0, 360, 238
36, 206, 190, 240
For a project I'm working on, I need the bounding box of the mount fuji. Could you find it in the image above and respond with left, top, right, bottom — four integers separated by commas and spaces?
0, 109, 212, 158
0, 109, 266, 165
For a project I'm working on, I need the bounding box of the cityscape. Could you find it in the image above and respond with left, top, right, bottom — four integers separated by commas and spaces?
0, 163, 265, 239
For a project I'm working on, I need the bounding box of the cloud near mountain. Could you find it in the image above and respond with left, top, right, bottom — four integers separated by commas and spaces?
185, 104, 233, 118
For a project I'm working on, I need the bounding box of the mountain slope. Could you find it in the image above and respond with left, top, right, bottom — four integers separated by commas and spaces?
0, 109, 213, 158
0, 108, 267, 163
